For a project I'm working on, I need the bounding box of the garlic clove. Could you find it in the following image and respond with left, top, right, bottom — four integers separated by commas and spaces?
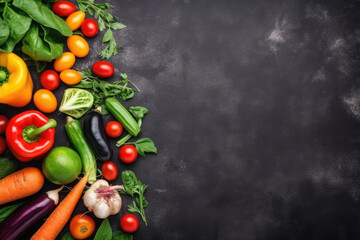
93, 201, 110, 219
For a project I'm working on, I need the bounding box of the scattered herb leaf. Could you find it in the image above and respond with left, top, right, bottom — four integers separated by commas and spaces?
94, 218, 112, 240
120, 170, 148, 225
134, 138, 157, 157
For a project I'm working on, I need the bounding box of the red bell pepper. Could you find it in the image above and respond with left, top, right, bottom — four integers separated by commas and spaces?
6, 110, 57, 162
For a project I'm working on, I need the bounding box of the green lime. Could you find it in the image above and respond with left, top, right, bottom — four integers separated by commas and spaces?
42, 147, 82, 185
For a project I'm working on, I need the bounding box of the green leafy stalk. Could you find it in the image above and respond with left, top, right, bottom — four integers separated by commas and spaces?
75, 70, 136, 114
76, 0, 126, 59
120, 170, 149, 225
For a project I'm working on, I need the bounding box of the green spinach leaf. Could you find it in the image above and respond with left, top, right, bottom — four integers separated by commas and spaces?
134, 138, 157, 157
21, 23, 63, 62
61, 232, 76, 240
2, 4, 31, 52
12, 0, 72, 37
112, 230, 133, 240
94, 218, 112, 240
0, 19, 9, 46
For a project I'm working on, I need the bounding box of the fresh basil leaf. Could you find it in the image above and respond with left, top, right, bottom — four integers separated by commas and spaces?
102, 29, 113, 43
0, 19, 9, 46
61, 232, 76, 240
111, 22, 126, 30
21, 23, 63, 62
129, 106, 148, 121
134, 138, 157, 157
94, 218, 112, 240
0, 157, 17, 179
0, 202, 23, 223
112, 230, 133, 240
2, 4, 32, 52
13, 0, 72, 37
120, 170, 139, 196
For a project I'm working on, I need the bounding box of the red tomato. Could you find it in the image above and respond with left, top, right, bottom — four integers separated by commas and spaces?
81, 19, 99, 37
0, 136, 6, 154
69, 214, 95, 239
0, 115, 8, 135
105, 121, 123, 138
119, 145, 138, 164
52, 1, 76, 17
102, 161, 118, 181
120, 214, 139, 233
40, 70, 60, 90
92, 61, 114, 78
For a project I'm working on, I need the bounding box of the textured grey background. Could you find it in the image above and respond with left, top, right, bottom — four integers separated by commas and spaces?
2, 0, 360, 239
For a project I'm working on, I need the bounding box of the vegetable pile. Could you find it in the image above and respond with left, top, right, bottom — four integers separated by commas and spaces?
0, 0, 157, 239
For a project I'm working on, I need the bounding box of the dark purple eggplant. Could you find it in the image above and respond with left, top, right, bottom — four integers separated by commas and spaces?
83, 107, 113, 161
0, 186, 62, 240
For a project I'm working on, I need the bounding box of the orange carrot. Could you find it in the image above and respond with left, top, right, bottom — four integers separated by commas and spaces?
0, 167, 44, 205
30, 171, 90, 240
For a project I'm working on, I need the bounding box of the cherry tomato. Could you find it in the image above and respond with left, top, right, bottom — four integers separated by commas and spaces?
0, 115, 8, 135
119, 145, 138, 164
102, 161, 118, 181
66, 11, 85, 31
40, 70, 60, 90
105, 121, 123, 138
120, 214, 139, 233
70, 214, 95, 239
33, 89, 57, 113
92, 61, 114, 78
54, 52, 75, 72
81, 19, 99, 37
67, 35, 89, 58
60, 69, 82, 85
0, 136, 6, 155
52, 1, 76, 17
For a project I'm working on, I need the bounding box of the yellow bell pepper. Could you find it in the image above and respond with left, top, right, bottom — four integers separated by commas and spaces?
0, 52, 33, 107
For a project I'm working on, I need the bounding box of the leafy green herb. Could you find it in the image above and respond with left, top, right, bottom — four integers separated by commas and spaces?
94, 218, 112, 240
120, 170, 149, 225
12, 0, 72, 37
0, 202, 23, 223
0, 157, 17, 179
75, 70, 136, 114
61, 232, 76, 240
133, 138, 157, 157
112, 230, 133, 240
76, 0, 126, 59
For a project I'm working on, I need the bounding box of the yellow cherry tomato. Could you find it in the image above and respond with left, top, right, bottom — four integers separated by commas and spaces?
33, 89, 57, 113
66, 11, 85, 31
67, 35, 89, 58
60, 69, 82, 85
54, 52, 75, 72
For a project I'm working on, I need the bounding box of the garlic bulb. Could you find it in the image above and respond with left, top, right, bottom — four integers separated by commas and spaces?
83, 179, 123, 219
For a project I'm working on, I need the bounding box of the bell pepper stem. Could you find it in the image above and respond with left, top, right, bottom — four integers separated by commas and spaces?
0, 70, 7, 82
27, 119, 57, 140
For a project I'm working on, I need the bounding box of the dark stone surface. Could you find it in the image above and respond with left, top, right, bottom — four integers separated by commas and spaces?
2, 0, 360, 239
